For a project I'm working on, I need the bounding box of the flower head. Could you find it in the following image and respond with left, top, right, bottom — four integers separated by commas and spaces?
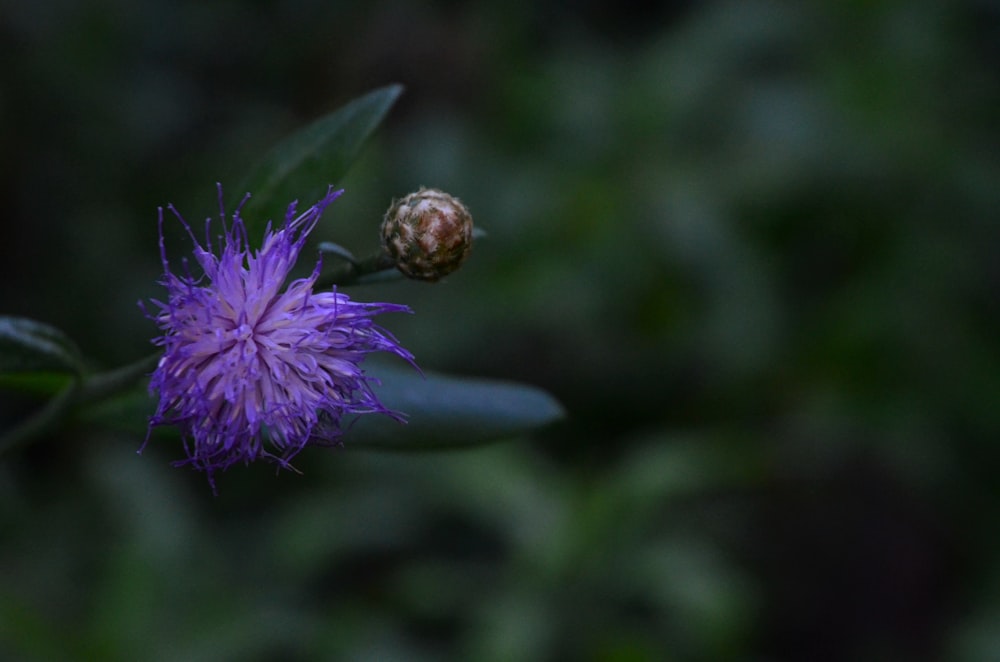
381, 188, 473, 281
144, 185, 414, 488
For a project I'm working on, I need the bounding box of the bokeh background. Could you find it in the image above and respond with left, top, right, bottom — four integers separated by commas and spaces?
2, 0, 999, 660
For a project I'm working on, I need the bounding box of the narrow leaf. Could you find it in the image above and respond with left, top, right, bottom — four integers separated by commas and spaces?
0, 372, 73, 396
81, 365, 565, 452
348, 363, 565, 450
317, 242, 360, 265
0, 316, 84, 377
236, 84, 404, 239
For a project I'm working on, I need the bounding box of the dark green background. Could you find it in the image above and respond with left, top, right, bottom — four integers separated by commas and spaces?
2, 1, 999, 660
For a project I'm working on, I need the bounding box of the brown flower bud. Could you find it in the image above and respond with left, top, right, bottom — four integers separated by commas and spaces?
380, 188, 474, 282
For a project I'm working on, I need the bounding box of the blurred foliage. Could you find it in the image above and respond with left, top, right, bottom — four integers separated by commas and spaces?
1, 0, 1000, 660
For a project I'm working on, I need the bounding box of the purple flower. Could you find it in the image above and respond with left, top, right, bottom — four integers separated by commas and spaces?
144, 185, 414, 488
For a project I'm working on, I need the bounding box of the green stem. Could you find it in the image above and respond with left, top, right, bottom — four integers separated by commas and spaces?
0, 352, 159, 454
0, 379, 80, 454
317, 249, 398, 288
78, 353, 159, 404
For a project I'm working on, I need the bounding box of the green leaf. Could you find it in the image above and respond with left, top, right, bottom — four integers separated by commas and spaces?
80, 364, 565, 453
235, 84, 404, 239
317, 241, 360, 265
0, 371, 73, 396
0, 316, 84, 377
348, 362, 565, 450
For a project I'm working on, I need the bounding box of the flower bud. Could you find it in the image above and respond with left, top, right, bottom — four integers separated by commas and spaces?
380, 188, 473, 282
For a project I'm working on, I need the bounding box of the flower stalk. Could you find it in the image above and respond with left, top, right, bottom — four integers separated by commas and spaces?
316, 248, 398, 288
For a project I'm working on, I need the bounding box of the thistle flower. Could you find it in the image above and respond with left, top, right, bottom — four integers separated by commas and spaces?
144, 185, 414, 488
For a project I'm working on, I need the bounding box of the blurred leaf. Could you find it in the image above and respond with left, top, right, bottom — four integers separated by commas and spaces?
0, 317, 87, 453
317, 241, 360, 265
81, 364, 564, 453
236, 84, 404, 239
0, 371, 73, 396
0, 594, 77, 662
349, 362, 565, 450
0, 316, 84, 377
